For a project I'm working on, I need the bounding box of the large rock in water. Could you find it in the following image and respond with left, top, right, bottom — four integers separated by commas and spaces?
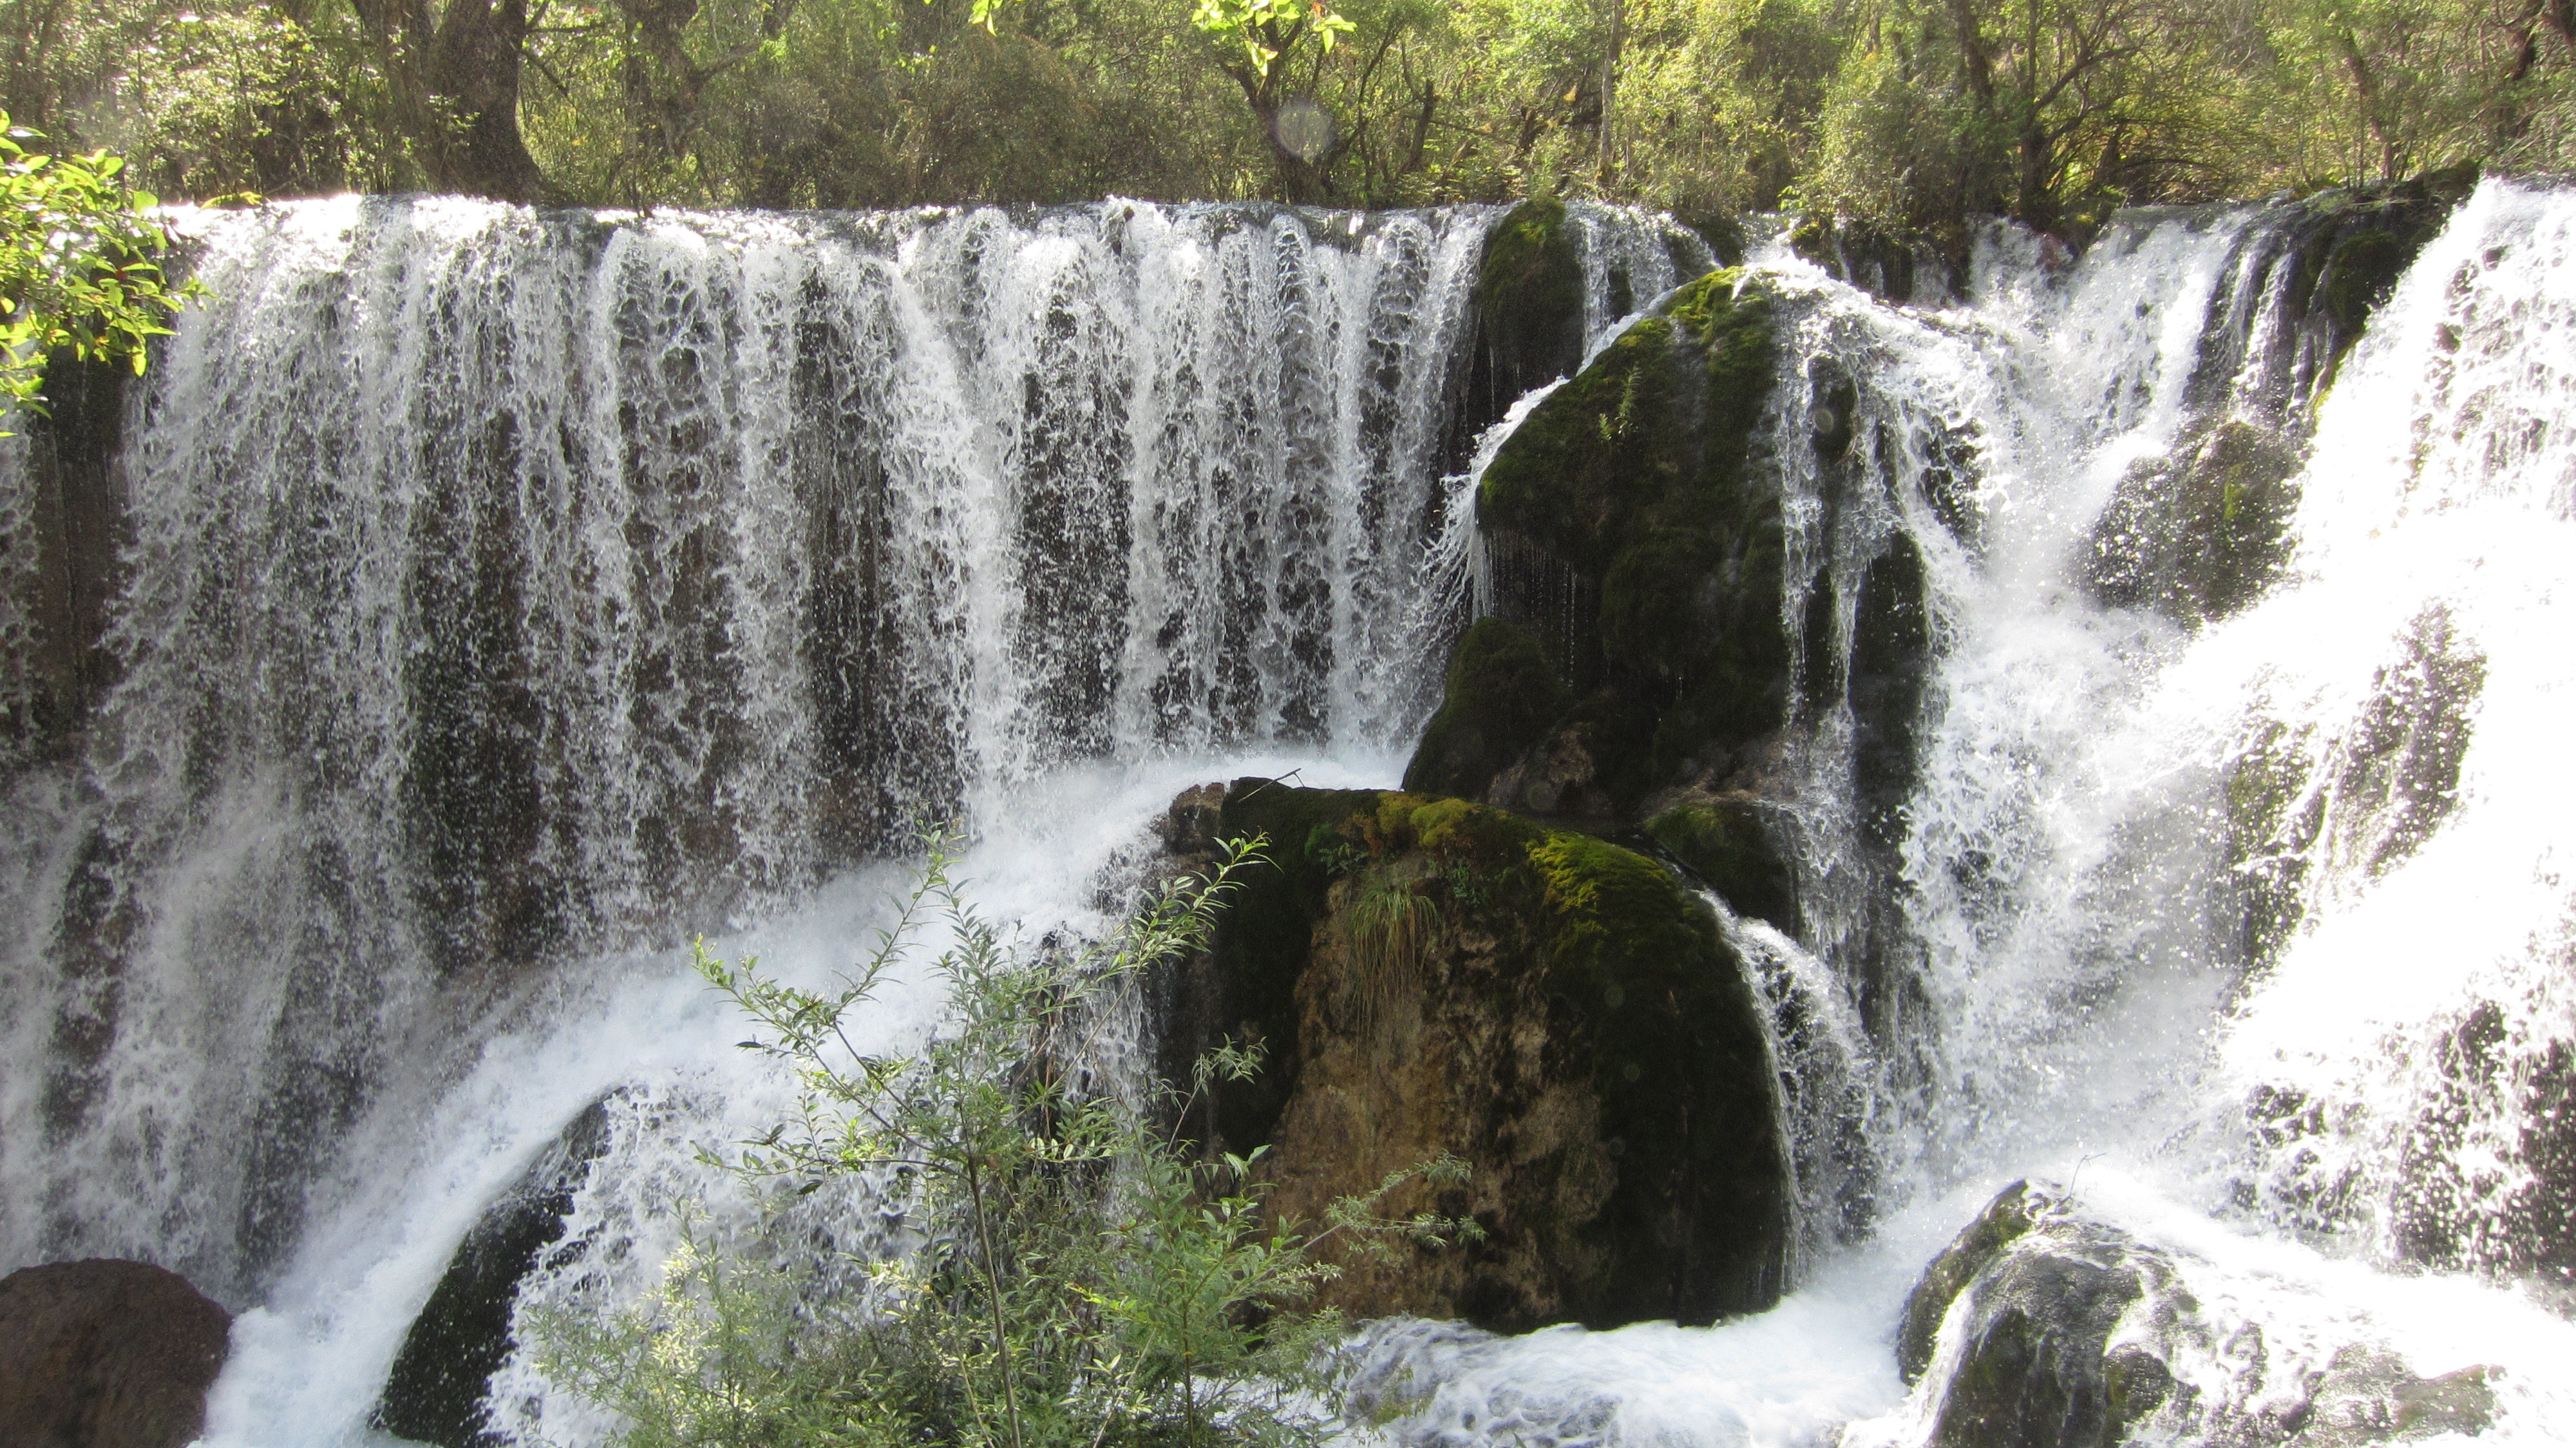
375, 1100, 612, 1447
1404, 267, 1933, 926
1410, 268, 1791, 822
0, 1258, 231, 1448
2087, 419, 2306, 624
1158, 781, 1788, 1332
1900, 1181, 2502, 1447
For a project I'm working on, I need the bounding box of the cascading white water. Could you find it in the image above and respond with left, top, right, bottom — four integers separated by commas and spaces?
0, 195, 1488, 1292
1348, 189, 2576, 1447
0, 193, 1716, 1446
9, 173, 2576, 1448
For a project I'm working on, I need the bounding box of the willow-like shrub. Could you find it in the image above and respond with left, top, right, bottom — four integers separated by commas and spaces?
538, 831, 1474, 1448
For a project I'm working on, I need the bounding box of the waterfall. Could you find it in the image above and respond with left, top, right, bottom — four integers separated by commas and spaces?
1341, 187, 2576, 1446
8, 176, 2576, 1448
0, 193, 1721, 1445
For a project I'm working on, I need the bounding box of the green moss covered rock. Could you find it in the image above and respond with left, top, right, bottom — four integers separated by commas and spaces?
2087, 419, 2305, 624
1419, 268, 1788, 817
2288, 169, 2477, 377
1643, 798, 1795, 932
1405, 617, 1573, 800
1162, 780, 1790, 1332
1462, 198, 1589, 437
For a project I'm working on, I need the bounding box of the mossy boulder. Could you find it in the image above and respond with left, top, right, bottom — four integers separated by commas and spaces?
2087, 419, 2304, 624
1405, 617, 1573, 800
1643, 798, 1795, 932
2283, 168, 2478, 379
1460, 198, 1589, 444
1160, 781, 1790, 1332
1902, 1181, 2503, 1448
1428, 268, 1789, 818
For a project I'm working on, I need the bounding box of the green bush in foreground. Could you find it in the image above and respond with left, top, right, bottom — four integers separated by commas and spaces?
540, 830, 1473, 1448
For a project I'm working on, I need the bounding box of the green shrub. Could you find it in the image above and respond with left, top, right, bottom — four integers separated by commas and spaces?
538, 829, 1472, 1448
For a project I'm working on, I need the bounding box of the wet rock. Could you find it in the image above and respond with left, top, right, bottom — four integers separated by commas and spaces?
2287, 1348, 2497, 1446
1850, 534, 1933, 848
374, 1100, 612, 1448
2222, 605, 2484, 969
1161, 781, 1789, 1333
2, 355, 129, 775
1460, 198, 1587, 447
0, 1257, 231, 1448
1438, 268, 1787, 819
1643, 797, 1795, 933
1903, 1181, 2507, 1448
1404, 617, 1573, 803
1898, 1180, 2046, 1383
1786, 216, 1958, 303
2387, 1003, 2576, 1301
2295, 167, 2477, 365
2088, 419, 2305, 624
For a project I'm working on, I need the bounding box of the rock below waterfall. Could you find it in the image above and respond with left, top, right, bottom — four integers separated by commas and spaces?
2088, 419, 2305, 624
1900, 1181, 2502, 1447
375, 1100, 612, 1448
0, 1258, 231, 1448
1159, 781, 1788, 1333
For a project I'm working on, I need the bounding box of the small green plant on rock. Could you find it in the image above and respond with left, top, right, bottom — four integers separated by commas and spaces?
540, 828, 1473, 1448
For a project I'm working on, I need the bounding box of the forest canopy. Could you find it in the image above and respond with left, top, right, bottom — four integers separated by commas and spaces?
3, 0, 2568, 231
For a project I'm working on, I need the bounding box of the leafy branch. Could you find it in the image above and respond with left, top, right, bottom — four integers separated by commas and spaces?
546, 824, 1477, 1448
0, 113, 202, 420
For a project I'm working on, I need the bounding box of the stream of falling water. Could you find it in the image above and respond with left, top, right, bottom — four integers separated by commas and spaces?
1347, 187, 2576, 1447
0, 195, 1705, 1446
6, 180, 2576, 1447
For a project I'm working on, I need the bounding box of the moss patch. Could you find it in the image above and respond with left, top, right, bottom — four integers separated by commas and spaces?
1405, 617, 1573, 799
2320, 229, 2415, 337
1465, 199, 1588, 433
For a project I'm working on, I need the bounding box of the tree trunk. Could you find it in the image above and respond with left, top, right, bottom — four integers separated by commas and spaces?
349, 0, 549, 202
424, 0, 548, 202
1596, 0, 1622, 181
1227, 39, 1336, 205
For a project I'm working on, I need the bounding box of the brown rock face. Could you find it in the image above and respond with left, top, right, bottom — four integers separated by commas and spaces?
1160, 781, 1788, 1333
0, 1259, 232, 1448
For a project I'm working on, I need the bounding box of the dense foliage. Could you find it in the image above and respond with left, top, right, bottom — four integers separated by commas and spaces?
0, 108, 193, 410
2, 0, 2567, 228
536, 832, 1473, 1448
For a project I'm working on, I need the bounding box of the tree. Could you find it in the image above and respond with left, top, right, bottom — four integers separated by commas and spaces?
345, 0, 551, 200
